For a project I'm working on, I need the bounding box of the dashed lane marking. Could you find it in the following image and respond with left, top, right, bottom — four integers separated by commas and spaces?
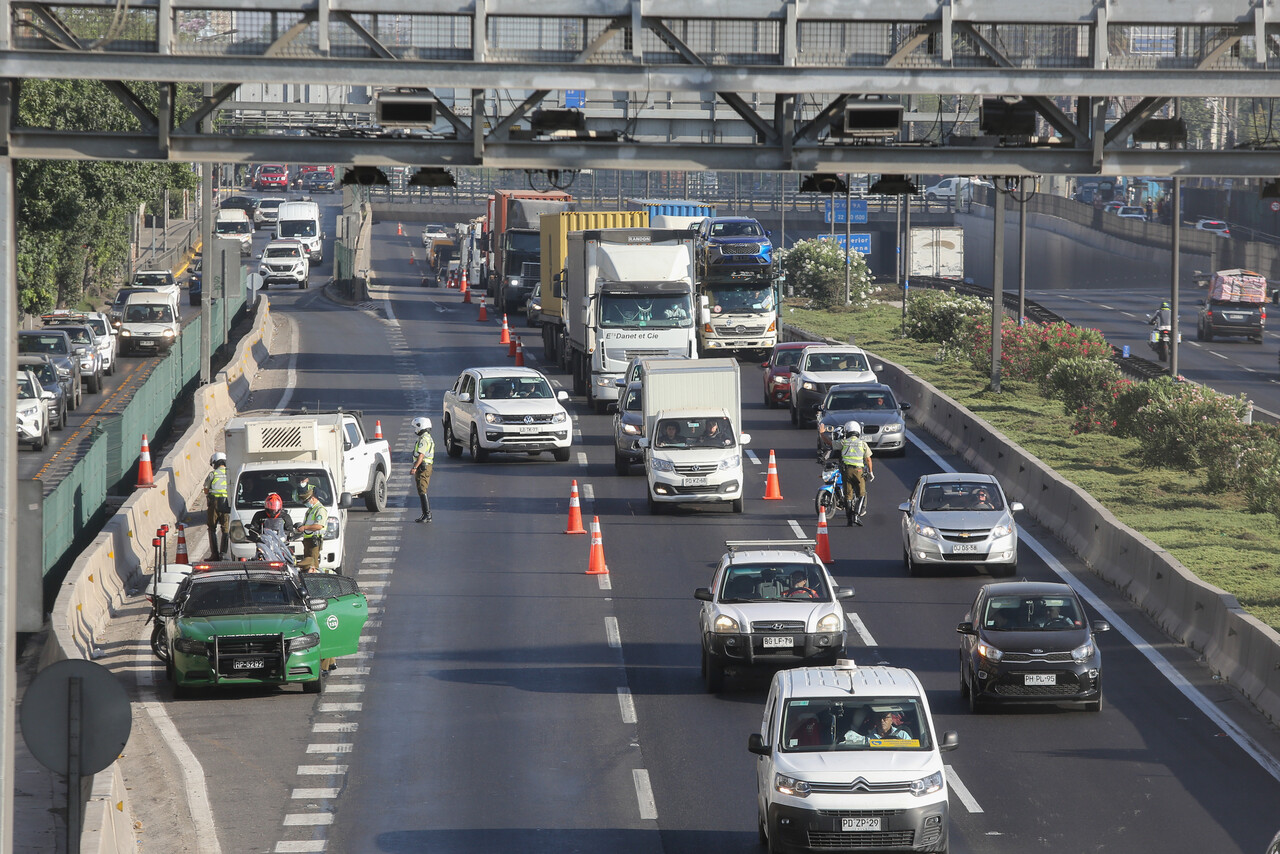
605, 616, 621, 648
847, 612, 877, 647
617, 688, 637, 724
577, 451, 589, 467
945, 766, 984, 813
291, 788, 340, 799
787, 519, 806, 538
297, 765, 348, 775
312, 724, 358, 734
274, 842, 326, 853
306, 743, 354, 754
632, 770, 658, 820
597, 575, 612, 591
284, 814, 334, 826
746, 449, 761, 465
582, 483, 594, 501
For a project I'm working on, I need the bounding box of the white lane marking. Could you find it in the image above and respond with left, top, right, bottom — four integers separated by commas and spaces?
306, 743, 354, 754
366, 535, 398, 542
632, 769, 658, 820
1211, 351, 1230, 360
370, 525, 399, 532
360, 557, 394, 564
605, 616, 621, 648
577, 451, 589, 467
1098, 304, 1114, 311
358, 568, 393, 575
366, 546, 399, 553
905, 429, 1280, 784
297, 765, 348, 775
746, 449, 761, 465
617, 688, 637, 724
284, 814, 334, 826
787, 520, 806, 538
582, 483, 595, 501
847, 612, 877, 647
945, 766, 984, 813
325, 683, 366, 693
598, 575, 612, 591
312, 723, 358, 733
291, 788, 340, 799
274, 842, 326, 853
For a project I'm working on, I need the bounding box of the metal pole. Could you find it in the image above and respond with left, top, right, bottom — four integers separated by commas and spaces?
0, 86, 19, 854
199, 82, 213, 384
779, 173, 786, 250
894, 195, 902, 286
844, 175, 852, 305
992, 188, 1006, 393
902, 190, 912, 338
1171, 177, 1181, 378
829, 188, 835, 238
162, 189, 169, 254
1017, 193, 1028, 325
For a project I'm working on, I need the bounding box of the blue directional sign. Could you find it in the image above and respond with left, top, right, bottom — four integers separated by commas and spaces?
823, 199, 869, 224
564, 90, 586, 108
818, 233, 872, 255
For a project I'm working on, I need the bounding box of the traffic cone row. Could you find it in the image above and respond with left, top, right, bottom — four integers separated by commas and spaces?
514, 338, 525, 367
136, 434, 156, 488
477, 296, 488, 322
174, 523, 189, 565
500, 315, 511, 345
565, 480, 587, 534
586, 516, 608, 575
763, 449, 783, 499
815, 508, 832, 563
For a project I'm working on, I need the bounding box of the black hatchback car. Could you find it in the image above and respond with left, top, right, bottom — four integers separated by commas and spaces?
957, 581, 1109, 713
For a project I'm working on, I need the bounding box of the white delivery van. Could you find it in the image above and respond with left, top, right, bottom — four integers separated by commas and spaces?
214, 209, 253, 256
276, 200, 323, 262
750, 661, 959, 854
119, 290, 180, 354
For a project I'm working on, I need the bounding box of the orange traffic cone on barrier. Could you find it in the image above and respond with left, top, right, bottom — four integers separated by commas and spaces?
586, 516, 609, 575
500, 315, 511, 345
136, 434, 156, 488
477, 296, 488, 322
374, 420, 384, 440
763, 449, 783, 499
397, 222, 404, 236
514, 337, 525, 367
815, 508, 832, 563
565, 480, 587, 534
174, 523, 189, 565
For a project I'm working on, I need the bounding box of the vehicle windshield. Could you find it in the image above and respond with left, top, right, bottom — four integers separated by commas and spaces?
132, 273, 172, 287
260, 165, 286, 175
653, 416, 735, 449
982, 595, 1083, 631
478, 376, 554, 400
280, 219, 317, 239
26, 363, 58, 387
19, 334, 69, 355
803, 351, 869, 372
84, 318, 109, 337
706, 284, 774, 313
234, 468, 334, 510
709, 221, 764, 237
258, 200, 284, 212
918, 482, 1005, 512
505, 231, 540, 254
781, 697, 931, 752
62, 327, 93, 345
182, 577, 305, 616
624, 387, 642, 411
771, 348, 803, 369
265, 245, 303, 259
16, 375, 37, 399
824, 389, 895, 411
125, 304, 174, 323
113, 289, 142, 308
216, 220, 251, 236
600, 294, 693, 328
718, 563, 828, 602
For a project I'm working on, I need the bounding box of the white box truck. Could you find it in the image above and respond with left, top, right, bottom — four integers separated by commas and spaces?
563, 228, 699, 413
636, 358, 749, 514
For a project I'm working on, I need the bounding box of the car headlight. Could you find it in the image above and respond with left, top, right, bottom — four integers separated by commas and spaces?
977, 641, 1003, 662
817, 612, 842, 632
650, 457, 674, 473
162, 329, 175, 338
802, 381, 817, 391
1072, 640, 1095, 663
774, 773, 810, 797
552, 412, 567, 423
772, 376, 788, 385
174, 636, 210, 656
289, 632, 321, 654
485, 412, 501, 424
325, 517, 339, 539
713, 614, 740, 633
119, 330, 132, 337
258, 266, 270, 275
912, 522, 939, 539
595, 376, 613, 387
622, 423, 641, 435
57, 366, 72, 376
909, 770, 944, 797
990, 524, 1013, 539
718, 455, 741, 470
881, 423, 903, 433
509, 277, 520, 287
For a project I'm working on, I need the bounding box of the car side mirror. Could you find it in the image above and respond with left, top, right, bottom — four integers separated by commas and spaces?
1092, 620, 1111, 634
701, 308, 712, 325
694, 588, 713, 601
1009, 501, 1024, 513
309, 597, 328, 612
900, 401, 912, 411
343, 440, 352, 452
458, 392, 472, 403
747, 733, 770, 756
739, 433, 751, 446
872, 363, 884, 372
556, 390, 569, 402
157, 603, 177, 618
898, 501, 911, 513
637, 437, 650, 449
614, 377, 627, 388
939, 731, 960, 752
228, 521, 248, 544
339, 492, 353, 509
760, 361, 770, 369
41, 390, 55, 401
956, 621, 976, 635
836, 586, 855, 600
607, 402, 619, 414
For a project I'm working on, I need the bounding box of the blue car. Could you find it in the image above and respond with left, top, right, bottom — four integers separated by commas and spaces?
696, 216, 772, 272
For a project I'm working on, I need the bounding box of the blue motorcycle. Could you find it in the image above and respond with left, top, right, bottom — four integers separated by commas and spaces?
816, 431, 871, 523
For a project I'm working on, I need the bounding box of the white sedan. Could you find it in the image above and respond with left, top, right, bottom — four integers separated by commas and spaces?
441, 367, 572, 462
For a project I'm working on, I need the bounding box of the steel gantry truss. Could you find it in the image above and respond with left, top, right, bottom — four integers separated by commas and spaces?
0, 0, 1278, 175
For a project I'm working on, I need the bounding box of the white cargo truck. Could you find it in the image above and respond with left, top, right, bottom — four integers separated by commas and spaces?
562, 228, 699, 413
636, 358, 749, 514
224, 411, 392, 570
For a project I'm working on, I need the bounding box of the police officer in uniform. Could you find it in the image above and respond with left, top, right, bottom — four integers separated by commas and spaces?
203, 452, 230, 559
297, 487, 326, 571
838, 420, 874, 527
409, 417, 435, 523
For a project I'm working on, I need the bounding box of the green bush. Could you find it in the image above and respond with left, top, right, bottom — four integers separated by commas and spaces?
781, 238, 875, 309
1041, 357, 1130, 433
904, 289, 989, 344
959, 317, 1112, 382
1132, 380, 1251, 471
1109, 377, 1158, 438
1201, 422, 1280, 518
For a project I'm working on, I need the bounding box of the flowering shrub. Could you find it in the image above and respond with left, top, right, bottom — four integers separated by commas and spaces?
959, 317, 1111, 382
904, 289, 990, 344
781, 238, 875, 309
1041, 358, 1131, 433
1131, 379, 1251, 470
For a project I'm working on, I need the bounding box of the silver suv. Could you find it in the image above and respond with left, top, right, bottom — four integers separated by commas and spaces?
18, 329, 82, 409
258, 239, 311, 289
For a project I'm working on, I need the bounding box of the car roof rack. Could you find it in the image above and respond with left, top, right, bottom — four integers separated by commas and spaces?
725, 539, 817, 555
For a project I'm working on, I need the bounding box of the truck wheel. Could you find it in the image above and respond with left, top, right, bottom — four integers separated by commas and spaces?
572, 355, 586, 396
469, 427, 489, 463
443, 418, 463, 458
364, 469, 388, 512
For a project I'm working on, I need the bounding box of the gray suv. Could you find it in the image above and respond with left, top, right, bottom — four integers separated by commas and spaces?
50, 323, 104, 393
18, 329, 82, 409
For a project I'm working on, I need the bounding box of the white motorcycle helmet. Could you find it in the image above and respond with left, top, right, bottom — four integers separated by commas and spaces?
843, 420, 862, 437
210, 451, 227, 466
412, 417, 432, 433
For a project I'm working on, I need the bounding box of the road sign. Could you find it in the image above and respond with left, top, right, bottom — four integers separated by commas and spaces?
1269, 199, 1280, 214
564, 90, 586, 108
819, 233, 873, 255
823, 199, 869, 224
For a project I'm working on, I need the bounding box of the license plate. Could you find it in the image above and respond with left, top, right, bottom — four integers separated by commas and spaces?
762, 636, 794, 648
233, 658, 265, 670
952, 543, 980, 553
518, 425, 540, 434
842, 817, 881, 832
138, 340, 155, 348
683, 477, 708, 487
1025, 673, 1056, 686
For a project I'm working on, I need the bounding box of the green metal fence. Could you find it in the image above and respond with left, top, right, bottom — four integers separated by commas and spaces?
41, 289, 247, 577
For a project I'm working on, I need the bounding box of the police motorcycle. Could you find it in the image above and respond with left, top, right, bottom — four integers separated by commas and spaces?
815, 426, 850, 518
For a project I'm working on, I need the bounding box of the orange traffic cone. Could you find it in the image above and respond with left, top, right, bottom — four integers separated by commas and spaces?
136, 434, 156, 488
815, 508, 832, 563
397, 222, 403, 236
514, 337, 525, 367
763, 449, 783, 499
565, 480, 587, 534
174, 523, 189, 565
409, 252, 415, 266
463, 283, 472, 304
374, 420, 383, 440
500, 315, 511, 345
586, 516, 608, 575
508, 331, 518, 357
477, 296, 488, 322
460, 270, 469, 293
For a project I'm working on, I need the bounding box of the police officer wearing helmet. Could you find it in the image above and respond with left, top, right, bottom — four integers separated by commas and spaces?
1148, 300, 1172, 328
838, 420, 873, 527
409, 417, 435, 523
203, 452, 231, 559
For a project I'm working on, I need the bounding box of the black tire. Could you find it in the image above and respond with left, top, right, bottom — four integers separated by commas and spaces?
444, 418, 463, 458
789, 404, 798, 426
33, 423, 47, 452
54, 401, 66, 431
87, 372, 101, 394
303, 674, 324, 695
299, 279, 307, 290
647, 491, 663, 515
967, 674, 984, 713
958, 655, 969, 698
906, 549, 921, 577
553, 447, 570, 462
614, 451, 630, 476
1196, 322, 1205, 341
468, 427, 489, 463
1204, 325, 1215, 342
731, 497, 744, 514
1085, 693, 1102, 713
764, 388, 776, 409
364, 469, 388, 512
702, 646, 725, 693
816, 489, 836, 518
151, 622, 168, 662
104, 359, 113, 377
572, 354, 586, 396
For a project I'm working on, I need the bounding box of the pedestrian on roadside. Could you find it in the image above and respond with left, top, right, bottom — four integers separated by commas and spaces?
409, 417, 435, 523
297, 487, 326, 571
203, 452, 230, 560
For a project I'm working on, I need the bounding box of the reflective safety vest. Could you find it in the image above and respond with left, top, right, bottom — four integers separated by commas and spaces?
414, 431, 435, 464
303, 501, 326, 540
840, 436, 871, 468
206, 467, 228, 497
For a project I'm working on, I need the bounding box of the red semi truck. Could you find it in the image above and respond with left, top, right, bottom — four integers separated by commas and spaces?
486, 189, 574, 311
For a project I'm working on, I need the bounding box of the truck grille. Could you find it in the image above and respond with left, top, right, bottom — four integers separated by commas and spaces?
714, 323, 768, 336
623, 348, 671, 360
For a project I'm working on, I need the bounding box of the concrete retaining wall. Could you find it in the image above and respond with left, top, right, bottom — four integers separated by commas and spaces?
40, 298, 275, 852
780, 323, 1280, 724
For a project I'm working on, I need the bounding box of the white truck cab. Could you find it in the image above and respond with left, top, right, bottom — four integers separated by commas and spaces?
749, 661, 959, 854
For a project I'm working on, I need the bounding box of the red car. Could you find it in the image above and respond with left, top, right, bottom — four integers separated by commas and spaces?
761, 341, 810, 409
254, 164, 289, 190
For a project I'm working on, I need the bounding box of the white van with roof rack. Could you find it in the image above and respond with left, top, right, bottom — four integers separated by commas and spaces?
749, 660, 958, 854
